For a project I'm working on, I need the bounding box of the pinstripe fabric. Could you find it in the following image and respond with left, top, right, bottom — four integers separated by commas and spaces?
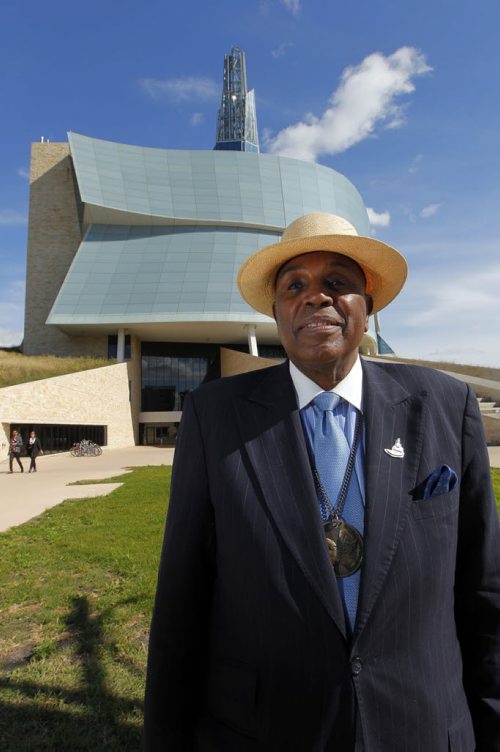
144, 359, 500, 752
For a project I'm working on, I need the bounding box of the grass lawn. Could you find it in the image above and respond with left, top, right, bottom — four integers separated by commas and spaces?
0, 465, 170, 751
493, 468, 500, 515
375, 355, 500, 383
0, 465, 499, 751
0, 350, 115, 389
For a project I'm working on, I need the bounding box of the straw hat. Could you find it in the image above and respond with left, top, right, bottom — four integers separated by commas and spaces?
237, 212, 407, 316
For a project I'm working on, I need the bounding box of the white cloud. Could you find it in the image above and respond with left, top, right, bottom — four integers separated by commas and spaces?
420, 203, 441, 218
141, 76, 219, 103
383, 259, 500, 367
190, 112, 204, 126
261, 128, 277, 153
405, 266, 500, 328
272, 42, 295, 59
393, 335, 500, 368
367, 208, 391, 228
267, 47, 431, 162
408, 153, 423, 174
0, 279, 25, 347
403, 206, 417, 223
17, 167, 30, 180
281, 0, 300, 14
0, 327, 23, 348
0, 209, 27, 225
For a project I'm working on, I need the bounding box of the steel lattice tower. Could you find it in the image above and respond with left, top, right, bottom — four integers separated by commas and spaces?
214, 47, 259, 152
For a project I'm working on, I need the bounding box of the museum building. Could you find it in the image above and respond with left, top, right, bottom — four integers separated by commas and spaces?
12, 48, 381, 451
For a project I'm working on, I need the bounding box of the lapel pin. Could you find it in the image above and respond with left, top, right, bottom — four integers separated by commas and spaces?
384, 438, 405, 458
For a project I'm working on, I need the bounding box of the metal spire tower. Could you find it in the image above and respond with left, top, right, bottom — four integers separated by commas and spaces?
214, 47, 259, 153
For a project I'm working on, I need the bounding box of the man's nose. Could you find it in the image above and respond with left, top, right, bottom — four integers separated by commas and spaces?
305, 289, 334, 307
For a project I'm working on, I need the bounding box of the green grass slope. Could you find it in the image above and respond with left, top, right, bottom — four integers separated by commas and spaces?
0, 465, 169, 750
0, 465, 498, 750
0, 350, 116, 389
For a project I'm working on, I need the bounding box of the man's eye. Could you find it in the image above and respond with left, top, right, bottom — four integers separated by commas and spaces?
327, 278, 346, 290
287, 279, 303, 290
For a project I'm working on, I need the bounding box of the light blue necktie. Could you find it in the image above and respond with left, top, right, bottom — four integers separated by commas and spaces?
312, 392, 364, 631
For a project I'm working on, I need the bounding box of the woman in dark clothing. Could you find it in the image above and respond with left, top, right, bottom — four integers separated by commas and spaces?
8, 430, 24, 473
27, 431, 43, 473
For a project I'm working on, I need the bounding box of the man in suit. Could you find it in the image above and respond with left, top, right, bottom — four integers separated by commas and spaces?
144, 212, 500, 751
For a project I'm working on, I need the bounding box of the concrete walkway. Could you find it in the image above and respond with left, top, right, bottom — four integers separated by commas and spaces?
489, 446, 500, 470
0, 446, 173, 533
0, 444, 498, 534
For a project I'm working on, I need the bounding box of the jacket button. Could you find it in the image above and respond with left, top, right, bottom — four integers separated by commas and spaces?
351, 657, 362, 676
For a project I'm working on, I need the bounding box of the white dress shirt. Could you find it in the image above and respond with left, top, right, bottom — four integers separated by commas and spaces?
289, 356, 366, 501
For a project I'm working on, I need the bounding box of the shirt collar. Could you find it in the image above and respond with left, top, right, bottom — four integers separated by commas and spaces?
289, 356, 363, 412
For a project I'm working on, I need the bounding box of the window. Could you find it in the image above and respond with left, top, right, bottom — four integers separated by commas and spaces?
141, 342, 220, 412
108, 335, 131, 359
14, 424, 107, 454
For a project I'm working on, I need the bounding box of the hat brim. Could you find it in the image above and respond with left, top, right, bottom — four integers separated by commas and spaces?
237, 233, 407, 317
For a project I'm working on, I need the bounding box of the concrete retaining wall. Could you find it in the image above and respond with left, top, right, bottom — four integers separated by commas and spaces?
0, 363, 134, 454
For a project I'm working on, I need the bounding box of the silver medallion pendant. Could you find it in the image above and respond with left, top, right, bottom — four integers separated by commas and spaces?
324, 519, 363, 578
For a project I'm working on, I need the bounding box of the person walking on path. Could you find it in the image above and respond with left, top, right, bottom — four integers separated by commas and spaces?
27, 431, 43, 473
8, 430, 24, 473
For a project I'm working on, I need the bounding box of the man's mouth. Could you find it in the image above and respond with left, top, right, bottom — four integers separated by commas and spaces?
299, 316, 344, 332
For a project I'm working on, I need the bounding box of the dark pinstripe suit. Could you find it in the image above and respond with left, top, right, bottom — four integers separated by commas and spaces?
144, 359, 500, 751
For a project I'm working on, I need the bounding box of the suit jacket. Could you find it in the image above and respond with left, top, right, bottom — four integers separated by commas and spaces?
144, 359, 500, 752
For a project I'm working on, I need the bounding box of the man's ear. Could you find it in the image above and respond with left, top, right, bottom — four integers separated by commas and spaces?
272, 302, 277, 322
364, 295, 373, 333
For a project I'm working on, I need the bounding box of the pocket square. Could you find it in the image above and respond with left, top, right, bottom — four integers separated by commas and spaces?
411, 465, 458, 501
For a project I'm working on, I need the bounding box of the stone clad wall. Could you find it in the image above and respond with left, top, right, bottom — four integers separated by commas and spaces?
23, 142, 106, 357
220, 347, 278, 378
128, 336, 141, 445
0, 363, 135, 454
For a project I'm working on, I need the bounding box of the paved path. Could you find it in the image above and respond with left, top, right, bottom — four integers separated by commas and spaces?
0, 446, 173, 533
489, 446, 500, 470
0, 444, 498, 534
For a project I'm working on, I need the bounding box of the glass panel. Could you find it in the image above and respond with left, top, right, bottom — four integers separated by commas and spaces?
15, 423, 107, 453
108, 335, 131, 359
141, 354, 211, 411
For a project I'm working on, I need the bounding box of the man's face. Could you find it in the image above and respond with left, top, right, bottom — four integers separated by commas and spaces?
273, 251, 371, 386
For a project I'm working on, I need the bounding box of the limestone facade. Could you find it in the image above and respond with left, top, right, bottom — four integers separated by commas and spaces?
220, 347, 278, 377
23, 142, 106, 357
0, 363, 135, 454
128, 335, 142, 445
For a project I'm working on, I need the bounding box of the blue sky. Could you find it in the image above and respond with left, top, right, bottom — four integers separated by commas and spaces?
1, 0, 499, 366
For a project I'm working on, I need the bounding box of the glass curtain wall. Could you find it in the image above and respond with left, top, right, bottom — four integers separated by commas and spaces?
141, 343, 220, 412
107, 335, 131, 359
13, 424, 107, 454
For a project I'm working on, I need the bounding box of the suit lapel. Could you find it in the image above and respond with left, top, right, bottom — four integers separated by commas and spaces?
233, 362, 347, 639
354, 360, 427, 639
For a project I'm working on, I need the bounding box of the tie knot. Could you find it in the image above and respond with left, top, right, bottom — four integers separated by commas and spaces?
313, 392, 342, 412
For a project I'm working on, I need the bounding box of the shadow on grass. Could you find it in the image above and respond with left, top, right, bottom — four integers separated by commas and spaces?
0, 595, 144, 751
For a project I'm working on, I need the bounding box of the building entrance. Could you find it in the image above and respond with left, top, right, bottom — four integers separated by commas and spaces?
141, 423, 178, 446
13, 423, 107, 454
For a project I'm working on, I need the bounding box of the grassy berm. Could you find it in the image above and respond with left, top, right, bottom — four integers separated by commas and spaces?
0, 466, 499, 751
381, 355, 500, 382
0, 465, 169, 751
0, 350, 115, 389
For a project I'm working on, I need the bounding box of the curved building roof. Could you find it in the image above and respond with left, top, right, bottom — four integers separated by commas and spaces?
47, 133, 370, 342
